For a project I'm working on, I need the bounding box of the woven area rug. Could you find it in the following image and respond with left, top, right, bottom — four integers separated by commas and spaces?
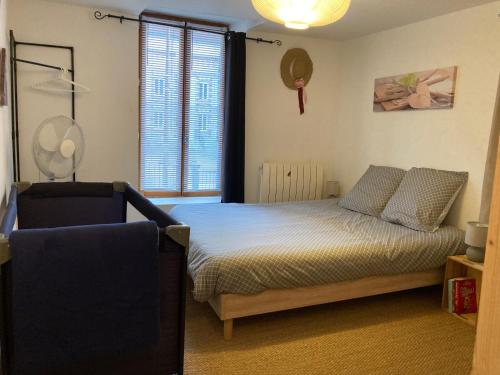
184, 286, 475, 375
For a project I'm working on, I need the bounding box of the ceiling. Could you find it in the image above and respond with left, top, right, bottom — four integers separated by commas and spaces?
46, 0, 499, 40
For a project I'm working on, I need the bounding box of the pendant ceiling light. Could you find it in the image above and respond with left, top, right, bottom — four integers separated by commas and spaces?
252, 0, 351, 30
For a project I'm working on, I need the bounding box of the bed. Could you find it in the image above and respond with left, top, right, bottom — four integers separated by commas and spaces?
171, 198, 465, 339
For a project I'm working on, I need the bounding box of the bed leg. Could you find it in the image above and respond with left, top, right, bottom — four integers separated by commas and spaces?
223, 319, 233, 340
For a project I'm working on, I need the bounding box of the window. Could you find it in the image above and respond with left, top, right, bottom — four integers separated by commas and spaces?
154, 78, 165, 96
140, 13, 226, 196
198, 82, 209, 100
199, 113, 209, 132
153, 112, 165, 129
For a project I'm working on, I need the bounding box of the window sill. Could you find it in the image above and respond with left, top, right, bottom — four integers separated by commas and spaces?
148, 196, 221, 206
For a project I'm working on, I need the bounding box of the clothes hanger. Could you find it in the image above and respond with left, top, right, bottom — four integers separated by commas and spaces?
32, 68, 91, 94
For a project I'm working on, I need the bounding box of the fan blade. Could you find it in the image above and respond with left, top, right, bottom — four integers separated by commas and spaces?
34, 147, 57, 179
49, 151, 74, 178
38, 123, 59, 152
51, 116, 76, 141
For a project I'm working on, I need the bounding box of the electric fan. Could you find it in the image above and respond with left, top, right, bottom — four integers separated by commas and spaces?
32, 115, 85, 180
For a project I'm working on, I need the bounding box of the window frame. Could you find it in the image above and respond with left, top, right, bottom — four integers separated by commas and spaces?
138, 12, 227, 197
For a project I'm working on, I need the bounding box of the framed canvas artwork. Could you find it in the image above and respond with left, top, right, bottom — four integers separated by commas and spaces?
373, 66, 457, 112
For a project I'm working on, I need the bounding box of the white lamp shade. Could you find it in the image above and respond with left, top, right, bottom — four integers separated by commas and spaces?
326, 181, 340, 197
465, 222, 489, 248
251, 0, 351, 29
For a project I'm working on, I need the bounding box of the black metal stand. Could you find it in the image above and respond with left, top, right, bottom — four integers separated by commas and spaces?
9, 30, 77, 182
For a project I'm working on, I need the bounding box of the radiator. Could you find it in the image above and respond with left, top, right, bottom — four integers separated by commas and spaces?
259, 162, 324, 203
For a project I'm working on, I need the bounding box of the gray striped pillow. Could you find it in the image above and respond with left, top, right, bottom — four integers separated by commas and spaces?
381, 167, 468, 232
339, 165, 406, 217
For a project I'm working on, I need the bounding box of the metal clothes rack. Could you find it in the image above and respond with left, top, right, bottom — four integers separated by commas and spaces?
94, 11, 283, 46
9, 30, 77, 182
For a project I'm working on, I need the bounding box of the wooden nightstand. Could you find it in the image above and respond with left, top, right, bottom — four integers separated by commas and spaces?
441, 255, 483, 326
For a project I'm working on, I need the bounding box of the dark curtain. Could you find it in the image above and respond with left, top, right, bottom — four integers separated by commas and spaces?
221, 31, 246, 203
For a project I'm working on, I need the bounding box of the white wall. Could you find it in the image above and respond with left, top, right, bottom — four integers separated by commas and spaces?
333, 2, 500, 228
9, 0, 139, 186
8, 0, 500, 229
0, 0, 11, 217
8, 0, 340, 204
0, 0, 341, 222
245, 31, 339, 202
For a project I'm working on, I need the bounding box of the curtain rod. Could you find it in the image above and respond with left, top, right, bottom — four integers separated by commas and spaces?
94, 11, 282, 46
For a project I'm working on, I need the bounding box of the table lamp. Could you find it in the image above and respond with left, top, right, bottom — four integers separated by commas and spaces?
465, 221, 489, 263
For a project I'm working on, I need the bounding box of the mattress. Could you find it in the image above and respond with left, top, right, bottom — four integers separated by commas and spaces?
170, 199, 465, 302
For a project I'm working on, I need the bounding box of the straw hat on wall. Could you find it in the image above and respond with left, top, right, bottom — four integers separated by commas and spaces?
280, 48, 313, 90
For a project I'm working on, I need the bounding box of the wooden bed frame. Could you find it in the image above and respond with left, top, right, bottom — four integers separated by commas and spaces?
207, 268, 444, 340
